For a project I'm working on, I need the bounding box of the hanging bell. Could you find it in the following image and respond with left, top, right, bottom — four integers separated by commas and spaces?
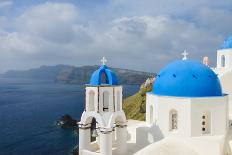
92, 129, 98, 138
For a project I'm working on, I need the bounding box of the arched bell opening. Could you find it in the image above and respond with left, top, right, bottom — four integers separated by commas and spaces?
100, 72, 109, 84
103, 91, 110, 112
79, 116, 102, 153
90, 118, 98, 142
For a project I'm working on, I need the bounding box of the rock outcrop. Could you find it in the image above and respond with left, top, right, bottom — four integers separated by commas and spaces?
56, 114, 78, 128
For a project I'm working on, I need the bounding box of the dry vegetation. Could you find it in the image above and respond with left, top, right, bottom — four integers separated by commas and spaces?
123, 78, 153, 121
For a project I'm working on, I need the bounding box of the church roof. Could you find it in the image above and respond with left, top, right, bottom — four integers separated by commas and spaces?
153, 60, 222, 97
221, 36, 232, 49
89, 65, 118, 86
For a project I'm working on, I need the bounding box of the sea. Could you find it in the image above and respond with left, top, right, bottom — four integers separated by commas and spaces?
0, 77, 140, 155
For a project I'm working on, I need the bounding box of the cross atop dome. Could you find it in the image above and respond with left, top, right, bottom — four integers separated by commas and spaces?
182, 50, 188, 60
101, 56, 107, 65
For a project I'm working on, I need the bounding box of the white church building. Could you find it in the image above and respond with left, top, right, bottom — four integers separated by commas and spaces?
78, 36, 232, 155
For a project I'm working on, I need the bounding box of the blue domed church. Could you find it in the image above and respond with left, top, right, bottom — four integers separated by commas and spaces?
143, 58, 228, 139
79, 36, 232, 155
138, 36, 232, 155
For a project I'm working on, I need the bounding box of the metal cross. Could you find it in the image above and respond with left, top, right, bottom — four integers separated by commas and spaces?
101, 56, 107, 65
182, 50, 188, 60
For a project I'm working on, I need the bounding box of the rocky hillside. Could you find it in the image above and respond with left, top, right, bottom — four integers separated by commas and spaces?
123, 77, 155, 121
3, 65, 154, 85
56, 65, 154, 84
3, 65, 71, 80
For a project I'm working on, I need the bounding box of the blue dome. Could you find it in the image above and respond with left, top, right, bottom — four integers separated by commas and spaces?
89, 65, 118, 85
153, 60, 222, 97
221, 36, 232, 49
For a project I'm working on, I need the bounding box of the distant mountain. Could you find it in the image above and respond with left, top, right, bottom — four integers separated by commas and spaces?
3, 65, 71, 80
2, 65, 155, 85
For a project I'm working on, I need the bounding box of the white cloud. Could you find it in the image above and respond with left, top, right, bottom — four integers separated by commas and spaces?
0, 0, 12, 9
15, 2, 78, 44
93, 16, 222, 71
0, 1, 232, 73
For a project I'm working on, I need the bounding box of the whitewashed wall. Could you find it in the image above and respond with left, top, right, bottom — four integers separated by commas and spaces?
191, 96, 228, 136
146, 93, 192, 137
218, 71, 232, 119
146, 93, 228, 138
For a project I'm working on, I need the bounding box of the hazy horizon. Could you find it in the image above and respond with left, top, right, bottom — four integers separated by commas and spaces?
0, 0, 231, 73
1, 63, 156, 74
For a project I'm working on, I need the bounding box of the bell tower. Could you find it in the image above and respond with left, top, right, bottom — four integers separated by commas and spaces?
78, 57, 127, 155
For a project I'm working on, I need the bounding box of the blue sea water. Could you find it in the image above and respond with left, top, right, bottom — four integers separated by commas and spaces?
0, 78, 139, 155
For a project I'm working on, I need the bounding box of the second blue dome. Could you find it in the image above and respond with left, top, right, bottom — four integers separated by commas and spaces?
153, 60, 222, 97
221, 36, 232, 49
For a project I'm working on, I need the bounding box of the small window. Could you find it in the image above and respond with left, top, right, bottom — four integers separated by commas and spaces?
221, 55, 225, 67
169, 109, 178, 131
202, 112, 211, 135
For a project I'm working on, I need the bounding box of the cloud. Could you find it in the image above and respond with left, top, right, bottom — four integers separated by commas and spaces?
94, 16, 222, 71
0, 0, 13, 9
15, 2, 78, 44
109, 0, 232, 17
0, 1, 232, 73
192, 7, 232, 36
0, 2, 79, 71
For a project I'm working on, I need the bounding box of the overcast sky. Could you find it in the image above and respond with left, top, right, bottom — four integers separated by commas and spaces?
0, 0, 231, 73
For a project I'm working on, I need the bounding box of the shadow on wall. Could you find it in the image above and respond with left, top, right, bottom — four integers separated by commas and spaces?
127, 130, 131, 141
136, 124, 164, 147
223, 127, 232, 155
